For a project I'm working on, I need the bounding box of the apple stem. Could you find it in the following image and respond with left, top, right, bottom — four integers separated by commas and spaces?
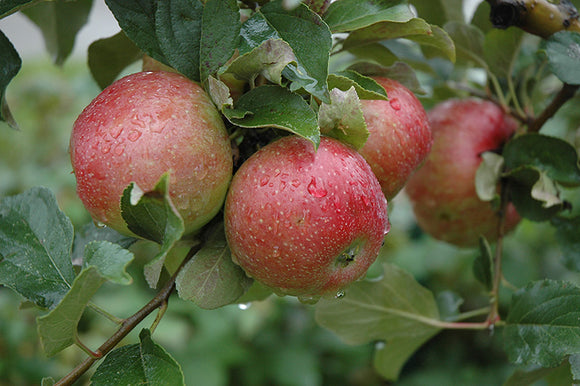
55, 244, 200, 386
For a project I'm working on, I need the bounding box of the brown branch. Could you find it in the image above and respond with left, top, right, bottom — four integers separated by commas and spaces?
486, 0, 580, 39
55, 245, 200, 386
528, 83, 579, 133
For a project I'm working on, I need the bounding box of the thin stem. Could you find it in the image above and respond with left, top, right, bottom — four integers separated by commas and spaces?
528, 83, 579, 133
74, 332, 102, 359
55, 244, 200, 386
150, 301, 168, 334
88, 302, 124, 325
487, 180, 510, 325
449, 307, 491, 322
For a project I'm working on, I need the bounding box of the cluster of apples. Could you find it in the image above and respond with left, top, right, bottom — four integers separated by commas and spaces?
70, 69, 519, 299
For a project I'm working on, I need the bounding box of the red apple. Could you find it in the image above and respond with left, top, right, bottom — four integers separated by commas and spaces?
224, 136, 389, 300
358, 77, 432, 200
70, 71, 233, 236
405, 98, 521, 247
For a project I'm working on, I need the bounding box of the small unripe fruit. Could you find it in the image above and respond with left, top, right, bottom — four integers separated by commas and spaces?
224, 136, 389, 300
70, 71, 233, 236
358, 77, 432, 200
405, 98, 521, 247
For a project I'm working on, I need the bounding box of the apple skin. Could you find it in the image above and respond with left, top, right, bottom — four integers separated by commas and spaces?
358, 77, 432, 200
405, 98, 521, 247
70, 71, 233, 237
224, 136, 389, 299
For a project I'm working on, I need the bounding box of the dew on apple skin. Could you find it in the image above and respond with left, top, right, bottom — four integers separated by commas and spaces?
259, 176, 269, 186
93, 220, 107, 228
128, 129, 142, 142
307, 177, 327, 198
389, 98, 401, 111
101, 143, 112, 154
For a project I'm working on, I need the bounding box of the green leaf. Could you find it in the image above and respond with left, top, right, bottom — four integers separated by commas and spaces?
571, 354, 580, 381
88, 31, 142, 90
37, 241, 133, 356
0, 30, 21, 129
504, 279, 580, 367
207, 76, 234, 110
327, 70, 388, 100
504, 362, 571, 386
22, 0, 93, 66
346, 61, 426, 95
483, 27, 524, 79
0, 187, 75, 309
551, 216, 580, 272
0, 0, 34, 18
259, 1, 332, 102
504, 134, 580, 187
92, 329, 185, 386
444, 21, 487, 68
475, 151, 504, 202
473, 236, 493, 291
545, 31, 580, 85
318, 86, 368, 150
83, 241, 134, 285
343, 18, 431, 49
72, 221, 136, 266
506, 166, 564, 222
37, 267, 102, 356
176, 223, 252, 309
315, 263, 441, 381
223, 85, 320, 147
200, 0, 240, 82
411, 0, 464, 26
120, 174, 185, 288
155, 0, 203, 81
323, 0, 413, 33
105, 0, 167, 66
223, 39, 296, 86
343, 18, 455, 63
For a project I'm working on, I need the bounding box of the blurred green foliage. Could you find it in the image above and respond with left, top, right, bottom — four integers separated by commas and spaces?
1, 57, 579, 385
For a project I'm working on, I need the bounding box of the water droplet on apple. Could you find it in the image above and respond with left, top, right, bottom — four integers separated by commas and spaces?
238, 303, 252, 310
307, 177, 327, 198
114, 143, 125, 156
384, 220, 391, 235
128, 129, 142, 142
101, 143, 112, 154
361, 194, 371, 208
110, 125, 123, 139
93, 220, 107, 228
335, 290, 345, 299
332, 195, 342, 213
389, 98, 401, 111
260, 176, 269, 186
291, 179, 301, 188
